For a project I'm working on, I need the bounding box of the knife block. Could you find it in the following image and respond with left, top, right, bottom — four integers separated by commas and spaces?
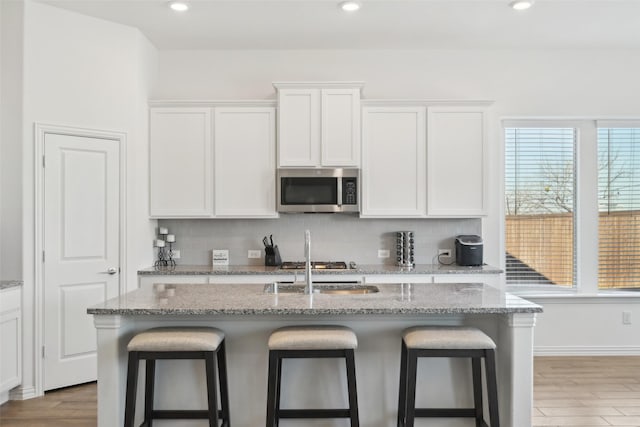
265, 245, 282, 267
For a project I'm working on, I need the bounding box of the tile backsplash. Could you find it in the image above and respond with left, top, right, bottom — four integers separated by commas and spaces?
158, 215, 481, 266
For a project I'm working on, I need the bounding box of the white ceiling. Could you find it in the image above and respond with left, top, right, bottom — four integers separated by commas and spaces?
39, 0, 640, 50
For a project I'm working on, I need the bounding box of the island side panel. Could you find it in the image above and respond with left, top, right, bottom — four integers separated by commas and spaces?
498, 312, 537, 427
94, 315, 135, 427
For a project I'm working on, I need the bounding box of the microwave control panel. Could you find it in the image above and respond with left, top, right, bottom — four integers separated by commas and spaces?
343, 178, 358, 205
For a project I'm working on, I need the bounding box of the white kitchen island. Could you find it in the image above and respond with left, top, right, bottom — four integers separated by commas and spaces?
89, 282, 541, 427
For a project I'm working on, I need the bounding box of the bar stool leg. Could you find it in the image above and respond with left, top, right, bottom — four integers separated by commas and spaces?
397, 340, 408, 427
144, 359, 156, 427
124, 352, 140, 427
265, 350, 279, 427
205, 351, 220, 427
217, 340, 231, 427
485, 349, 500, 427
345, 349, 360, 427
274, 356, 282, 427
471, 357, 483, 427
404, 350, 418, 427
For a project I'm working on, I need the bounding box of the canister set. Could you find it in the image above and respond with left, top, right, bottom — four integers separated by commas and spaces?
396, 231, 415, 268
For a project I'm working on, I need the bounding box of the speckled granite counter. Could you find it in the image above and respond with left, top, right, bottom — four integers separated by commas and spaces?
88, 282, 539, 316
137, 263, 502, 276
0, 280, 23, 290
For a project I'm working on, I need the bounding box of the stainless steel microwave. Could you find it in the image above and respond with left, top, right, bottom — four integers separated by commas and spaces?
277, 168, 359, 213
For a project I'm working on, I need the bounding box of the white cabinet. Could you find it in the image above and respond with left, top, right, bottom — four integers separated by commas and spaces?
361, 106, 427, 217
214, 107, 277, 217
150, 107, 213, 218
0, 287, 21, 395
427, 106, 488, 216
149, 103, 278, 219
275, 83, 362, 167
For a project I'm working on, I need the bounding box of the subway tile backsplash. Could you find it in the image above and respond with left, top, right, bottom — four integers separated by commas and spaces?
158, 216, 481, 266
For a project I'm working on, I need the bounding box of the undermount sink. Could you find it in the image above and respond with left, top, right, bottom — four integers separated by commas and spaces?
264, 282, 379, 295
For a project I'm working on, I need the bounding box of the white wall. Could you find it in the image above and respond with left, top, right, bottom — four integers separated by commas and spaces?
155, 48, 640, 354
0, 0, 24, 281
14, 0, 158, 397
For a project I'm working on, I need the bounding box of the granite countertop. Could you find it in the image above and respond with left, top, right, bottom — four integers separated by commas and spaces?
88, 282, 540, 316
138, 264, 503, 276
0, 280, 23, 291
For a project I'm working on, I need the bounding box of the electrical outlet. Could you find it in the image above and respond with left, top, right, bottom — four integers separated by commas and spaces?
438, 249, 452, 257
248, 250, 262, 259
170, 250, 180, 259
378, 249, 390, 258
623, 311, 632, 325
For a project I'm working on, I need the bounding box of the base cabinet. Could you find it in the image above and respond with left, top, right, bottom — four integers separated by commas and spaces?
0, 287, 22, 397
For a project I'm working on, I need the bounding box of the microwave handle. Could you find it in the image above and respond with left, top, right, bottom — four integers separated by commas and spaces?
337, 178, 343, 206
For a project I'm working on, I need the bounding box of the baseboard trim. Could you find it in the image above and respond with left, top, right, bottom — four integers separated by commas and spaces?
9, 385, 38, 400
535, 346, 640, 356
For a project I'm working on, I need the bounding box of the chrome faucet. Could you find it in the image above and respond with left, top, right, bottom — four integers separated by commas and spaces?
304, 229, 313, 294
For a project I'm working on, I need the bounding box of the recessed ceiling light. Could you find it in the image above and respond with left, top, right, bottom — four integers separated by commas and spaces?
168, 1, 189, 12
509, 0, 534, 10
339, 1, 361, 12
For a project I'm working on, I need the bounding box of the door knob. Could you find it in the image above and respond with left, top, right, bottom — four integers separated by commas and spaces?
101, 267, 118, 275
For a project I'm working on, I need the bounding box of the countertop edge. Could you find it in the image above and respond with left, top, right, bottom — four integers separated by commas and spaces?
0, 280, 23, 291
88, 307, 542, 316
138, 264, 503, 276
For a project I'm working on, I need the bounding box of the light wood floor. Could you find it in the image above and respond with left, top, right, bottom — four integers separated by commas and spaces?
534, 356, 640, 426
1, 357, 639, 426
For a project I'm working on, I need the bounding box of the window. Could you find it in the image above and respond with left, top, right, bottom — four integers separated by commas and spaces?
505, 128, 576, 287
598, 127, 640, 289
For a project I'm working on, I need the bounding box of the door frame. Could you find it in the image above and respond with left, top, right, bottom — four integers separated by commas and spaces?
33, 123, 127, 396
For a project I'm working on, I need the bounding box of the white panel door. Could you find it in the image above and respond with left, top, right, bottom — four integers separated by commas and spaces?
43, 133, 120, 390
361, 106, 427, 217
277, 89, 320, 167
149, 107, 213, 217
427, 107, 488, 216
321, 88, 361, 167
214, 107, 278, 217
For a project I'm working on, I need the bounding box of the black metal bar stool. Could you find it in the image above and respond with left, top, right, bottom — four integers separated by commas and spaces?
265, 325, 359, 427
397, 326, 499, 427
124, 327, 230, 427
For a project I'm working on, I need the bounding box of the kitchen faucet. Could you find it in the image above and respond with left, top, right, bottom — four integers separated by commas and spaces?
304, 230, 313, 294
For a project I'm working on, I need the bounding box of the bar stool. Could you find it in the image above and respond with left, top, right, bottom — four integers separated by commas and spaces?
265, 325, 359, 427
124, 327, 230, 427
397, 326, 499, 427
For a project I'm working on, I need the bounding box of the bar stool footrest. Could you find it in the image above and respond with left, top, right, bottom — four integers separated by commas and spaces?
414, 407, 481, 417
279, 409, 352, 418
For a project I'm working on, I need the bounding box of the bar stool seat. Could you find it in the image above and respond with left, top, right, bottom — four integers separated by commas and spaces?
268, 325, 358, 350
266, 325, 360, 427
124, 327, 230, 427
398, 326, 500, 427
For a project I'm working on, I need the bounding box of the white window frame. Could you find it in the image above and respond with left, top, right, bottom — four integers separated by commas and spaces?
502, 119, 607, 295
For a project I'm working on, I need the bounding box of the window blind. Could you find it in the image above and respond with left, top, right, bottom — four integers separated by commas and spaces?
598, 128, 640, 289
505, 128, 576, 287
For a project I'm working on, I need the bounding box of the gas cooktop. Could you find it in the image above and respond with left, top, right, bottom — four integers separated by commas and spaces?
280, 261, 349, 270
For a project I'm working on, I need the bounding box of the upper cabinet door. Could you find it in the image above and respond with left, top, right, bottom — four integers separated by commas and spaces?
277, 89, 320, 167
149, 107, 214, 218
427, 106, 488, 217
214, 107, 278, 218
321, 88, 361, 167
361, 106, 427, 218
276, 83, 363, 168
